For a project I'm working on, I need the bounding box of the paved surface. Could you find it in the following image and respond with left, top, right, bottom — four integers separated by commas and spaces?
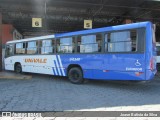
0, 71, 160, 120
0, 71, 160, 111
0, 71, 32, 80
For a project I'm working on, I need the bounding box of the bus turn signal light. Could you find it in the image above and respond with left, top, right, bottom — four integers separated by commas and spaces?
135, 72, 143, 76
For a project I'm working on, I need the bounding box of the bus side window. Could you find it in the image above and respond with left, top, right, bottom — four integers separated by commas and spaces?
77, 36, 81, 53
96, 33, 102, 52
5, 46, 9, 57
105, 29, 139, 53
137, 28, 145, 52
5, 45, 13, 57
104, 33, 109, 52
57, 37, 75, 53
39, 41, 42, 54
27, 41, 38, 54
52, 39, 55, 53
15, 42, 25, 54
41, 39, 54, 54
78, 34, 99, 53
72, 37, 76, 53
56, 39, 60, 53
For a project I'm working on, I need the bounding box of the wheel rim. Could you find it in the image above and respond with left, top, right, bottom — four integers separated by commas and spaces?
16, 65, 21, 73
70, 71, 80, 81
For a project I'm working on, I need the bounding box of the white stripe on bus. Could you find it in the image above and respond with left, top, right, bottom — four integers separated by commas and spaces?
55, 58, 62, 76
53, 61, 58, 75
56, 55, 63, 76
58, 55, 65, 76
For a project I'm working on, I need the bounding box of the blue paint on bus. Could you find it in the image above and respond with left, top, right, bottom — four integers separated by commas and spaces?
55, 21, 157, 81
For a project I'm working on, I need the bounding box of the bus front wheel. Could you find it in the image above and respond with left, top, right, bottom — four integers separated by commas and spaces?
68, 67, 84, 84
15, 63, 22, 73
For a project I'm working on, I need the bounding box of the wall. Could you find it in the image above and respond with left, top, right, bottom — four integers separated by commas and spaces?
2, 24, 23, 48
1, 24, 23, 70
2, 24, 14, 48
13, 29, 23, 40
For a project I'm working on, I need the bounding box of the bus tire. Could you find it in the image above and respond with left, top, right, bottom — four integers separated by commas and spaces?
15, 63, 22, 73
68, 67, 84, 84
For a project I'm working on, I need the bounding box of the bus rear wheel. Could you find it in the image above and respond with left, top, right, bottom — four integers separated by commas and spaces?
68, 67, 84, 84
15, 63, 22, 73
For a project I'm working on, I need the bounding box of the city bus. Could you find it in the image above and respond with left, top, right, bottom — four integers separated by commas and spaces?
4, 21, 157, 84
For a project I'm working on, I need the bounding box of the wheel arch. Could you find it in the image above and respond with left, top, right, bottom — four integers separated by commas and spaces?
67, 64, 83, 76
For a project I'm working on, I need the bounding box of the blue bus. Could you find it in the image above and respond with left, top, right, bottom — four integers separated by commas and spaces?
5, 21, 157, 84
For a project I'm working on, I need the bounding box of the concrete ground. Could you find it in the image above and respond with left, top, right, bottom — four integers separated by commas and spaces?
0, 71, 160, 119
0, 71, 32, 79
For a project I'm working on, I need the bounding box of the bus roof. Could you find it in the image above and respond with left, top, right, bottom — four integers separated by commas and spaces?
55, 21, 151, 38
6, 21, 151, 44
6, 34, 55, 44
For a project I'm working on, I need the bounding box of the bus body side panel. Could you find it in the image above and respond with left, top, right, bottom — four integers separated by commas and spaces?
5, 57, 14, 71
5, 55, 66, 76
5, 53, 150, 81
5, 53, 153, 81
92, 70, 145, 80
59, 54, 103, 79
60, 54, 147, 80
94, 54, 146, 80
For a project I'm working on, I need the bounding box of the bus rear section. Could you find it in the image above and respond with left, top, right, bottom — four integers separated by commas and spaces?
145, 23, 157, 80
96, 23, 156, 81
99, 24, 155, 81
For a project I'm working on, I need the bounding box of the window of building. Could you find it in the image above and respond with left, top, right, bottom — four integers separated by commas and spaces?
56, 37, 76, 53
15, 42, 25, 54
26, 41, 38, 54
40, 39, 55, 54
77, 34, 102, 53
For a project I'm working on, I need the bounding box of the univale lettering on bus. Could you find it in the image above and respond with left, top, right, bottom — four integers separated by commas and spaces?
25, 58, 47, 63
